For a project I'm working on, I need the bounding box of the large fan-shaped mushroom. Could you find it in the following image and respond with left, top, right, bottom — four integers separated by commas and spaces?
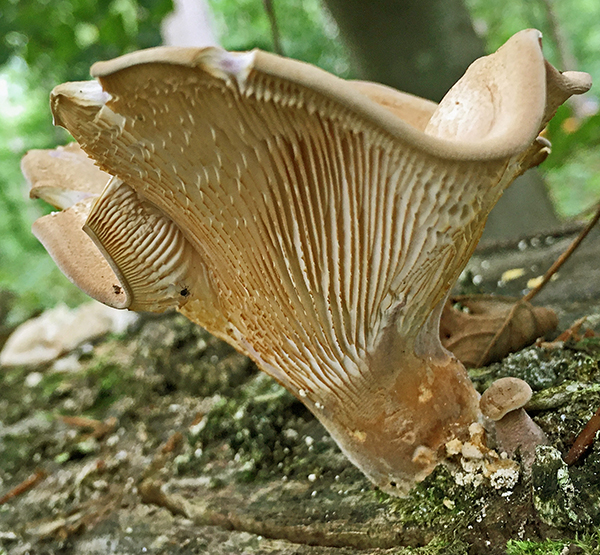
24, 30, 590, 496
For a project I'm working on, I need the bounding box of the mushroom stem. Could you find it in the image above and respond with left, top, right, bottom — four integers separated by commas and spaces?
316, 347, 480, 494
493, 408, 548, 470
479, 376, 548, 471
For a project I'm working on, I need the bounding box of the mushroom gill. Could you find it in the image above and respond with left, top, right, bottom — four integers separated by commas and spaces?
25, 29, 591, 496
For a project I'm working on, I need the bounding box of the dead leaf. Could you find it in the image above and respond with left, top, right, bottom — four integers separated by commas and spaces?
440, 295, 558, 367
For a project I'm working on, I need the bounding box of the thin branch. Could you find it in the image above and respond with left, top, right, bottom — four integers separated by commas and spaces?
564, 404, 600, 465
0, 469, 47, 505
59, 415, 117, 440
475, 300, 521, 368
263, 0, 284, 56
523, 203, 600, 302
475, 203, 600, 366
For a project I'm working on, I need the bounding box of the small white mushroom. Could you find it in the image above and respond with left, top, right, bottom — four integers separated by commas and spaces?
25, 30, 589, 496
480, 377, 548, 469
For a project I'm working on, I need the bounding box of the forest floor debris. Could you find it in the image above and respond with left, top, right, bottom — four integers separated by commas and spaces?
1, 227, 600, 554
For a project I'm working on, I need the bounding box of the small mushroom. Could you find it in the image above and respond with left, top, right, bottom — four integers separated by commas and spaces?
25, 30, 589, 496
480, 377, 548, 469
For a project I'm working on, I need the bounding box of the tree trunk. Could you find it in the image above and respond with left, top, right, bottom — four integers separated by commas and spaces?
323, 0, 484, 102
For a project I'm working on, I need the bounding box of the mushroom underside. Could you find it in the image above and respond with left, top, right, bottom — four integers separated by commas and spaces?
26, 29, 591, 495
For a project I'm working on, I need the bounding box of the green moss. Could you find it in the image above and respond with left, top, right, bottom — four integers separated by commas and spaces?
385, 538, 471, 554
1, 435, 37, 474
181, 372, 344, 483
134, 314, 254, 398
507, 530, 600, 554
3, 307, 600, 549
382, 466, 480, 530
469, 345, 600, 394
84, 360, 135, 416
40, 371, 68, 400
506, 538, 568, 555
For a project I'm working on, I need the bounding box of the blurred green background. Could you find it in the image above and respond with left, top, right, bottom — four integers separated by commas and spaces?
0, 0, 599, 323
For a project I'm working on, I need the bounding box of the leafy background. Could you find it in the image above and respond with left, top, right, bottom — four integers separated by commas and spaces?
0, 0, 599, 320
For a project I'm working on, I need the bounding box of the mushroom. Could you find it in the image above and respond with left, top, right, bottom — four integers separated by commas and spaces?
480, 377, 548, 469
24, 142, 110, 209
24, 30, 590, 496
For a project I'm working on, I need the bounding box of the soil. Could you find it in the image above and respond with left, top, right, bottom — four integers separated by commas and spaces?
1, 226, 600, 555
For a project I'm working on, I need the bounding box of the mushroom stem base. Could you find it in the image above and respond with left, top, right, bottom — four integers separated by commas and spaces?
316, 353, 482, 496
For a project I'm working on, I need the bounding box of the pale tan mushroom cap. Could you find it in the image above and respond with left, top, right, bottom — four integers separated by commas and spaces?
26, 30, 591, 495
480, 377, 534, 421
22, 142, 109, 209
34, 29, 590, 399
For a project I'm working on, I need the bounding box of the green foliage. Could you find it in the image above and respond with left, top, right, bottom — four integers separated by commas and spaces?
0, 0, 173, 316
0, 0, 351, 317
0, 0, 173, 83
0, 57, 87, 315
1, 0, 599, 318
207, 0, 351, 76
467, 0, 600, 79
543, 105, 600, 216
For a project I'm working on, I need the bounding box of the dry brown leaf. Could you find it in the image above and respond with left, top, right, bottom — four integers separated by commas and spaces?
440, 295, 558, 367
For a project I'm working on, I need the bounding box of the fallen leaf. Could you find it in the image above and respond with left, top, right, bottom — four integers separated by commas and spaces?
500, 268, 525, 282
440, 295, 558, 367
0, 301, 138, 367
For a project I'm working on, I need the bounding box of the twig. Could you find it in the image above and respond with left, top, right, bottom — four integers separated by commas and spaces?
161, 431, 184, 454
0, 469, 47, 505
263, 0, 284, 56
475, 300, 522, 368
523, 203, 600, 302
475, 203, 600, 366
142, 431, 184, 481
553, 316, 587, 342
564, 405, 600, 465
139, 479, 191, 518
59, 415, 117, 440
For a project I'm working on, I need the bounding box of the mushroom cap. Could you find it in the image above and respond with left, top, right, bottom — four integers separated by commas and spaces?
25, 30, 591, 495
22, 142, 110, 209
34, 29, 590, 406
31, 196, 130, 309
480, 377, 533, 421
